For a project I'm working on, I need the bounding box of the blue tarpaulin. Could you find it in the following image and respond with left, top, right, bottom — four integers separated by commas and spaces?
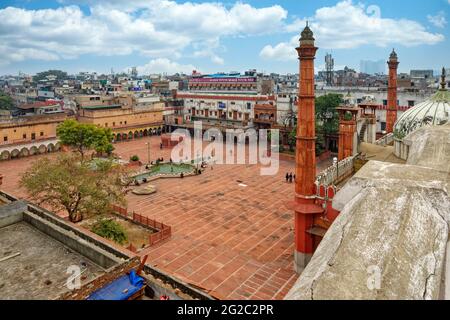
87, 270, 145, 300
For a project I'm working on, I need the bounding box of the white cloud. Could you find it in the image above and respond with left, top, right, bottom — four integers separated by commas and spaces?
261, 0, 445, 61
260, 35, 298, 61
136, 58, 198, 75
0, 1, 288, 66
427, 11, 447, 28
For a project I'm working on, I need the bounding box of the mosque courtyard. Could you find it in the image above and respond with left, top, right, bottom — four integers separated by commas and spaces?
0, 136, 333, 300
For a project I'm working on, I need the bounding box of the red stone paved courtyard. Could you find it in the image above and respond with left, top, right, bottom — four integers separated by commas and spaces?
0, 136, 332, 300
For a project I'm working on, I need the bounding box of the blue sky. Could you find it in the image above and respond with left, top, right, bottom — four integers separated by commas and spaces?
0, 0, 449, 75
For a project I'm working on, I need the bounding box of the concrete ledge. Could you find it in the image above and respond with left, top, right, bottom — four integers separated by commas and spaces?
23, 210, 123, 269
0, 200, 27, 228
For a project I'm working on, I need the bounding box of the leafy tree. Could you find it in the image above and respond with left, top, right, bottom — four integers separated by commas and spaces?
0, 92, 14, 110
91, 219, 128, 245
20, 154, 126, 223
315, 94, 342, 135
33, 70, 68, 83
56, 119, 114, 161
288, 128, 296, 151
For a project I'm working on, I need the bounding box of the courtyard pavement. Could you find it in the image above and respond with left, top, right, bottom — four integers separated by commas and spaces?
0, 135, 333, 300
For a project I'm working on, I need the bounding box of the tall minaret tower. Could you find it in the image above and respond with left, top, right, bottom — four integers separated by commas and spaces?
386, 49, 399, 133
292, 23, 323, 272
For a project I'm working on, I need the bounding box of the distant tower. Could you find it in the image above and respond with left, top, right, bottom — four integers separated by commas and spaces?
325, 53, 334, 86
291, 23, 324, 272
386, 49, 399, 133
131, 67, 138, 78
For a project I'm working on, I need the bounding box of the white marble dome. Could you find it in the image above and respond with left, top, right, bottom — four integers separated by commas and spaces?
394, 88, 450, 139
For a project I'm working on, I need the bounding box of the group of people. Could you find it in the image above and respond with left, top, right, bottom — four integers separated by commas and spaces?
285, 172, 296, 183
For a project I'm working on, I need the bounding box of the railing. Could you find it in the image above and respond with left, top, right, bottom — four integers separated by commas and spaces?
374, 133, 394, 146
133, 212, 172, 246
111, 205, 172, 248
315, 155, 356, 187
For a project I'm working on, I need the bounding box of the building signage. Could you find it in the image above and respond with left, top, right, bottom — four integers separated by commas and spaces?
190, 77, 256, 83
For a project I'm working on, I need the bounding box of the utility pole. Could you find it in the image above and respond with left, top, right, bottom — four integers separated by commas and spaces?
146, 142, 151, 164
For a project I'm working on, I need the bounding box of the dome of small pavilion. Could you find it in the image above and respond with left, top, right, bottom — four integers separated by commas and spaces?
394, 68, 450, 139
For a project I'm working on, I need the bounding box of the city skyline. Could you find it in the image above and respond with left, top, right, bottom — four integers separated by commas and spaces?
0, 0, 449, 75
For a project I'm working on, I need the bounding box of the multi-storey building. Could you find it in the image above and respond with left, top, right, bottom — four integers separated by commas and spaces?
75, 94, 164, 141
174, 73, 276, 132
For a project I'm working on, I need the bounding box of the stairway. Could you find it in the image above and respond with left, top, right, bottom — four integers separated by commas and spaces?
358, 121, 367, 143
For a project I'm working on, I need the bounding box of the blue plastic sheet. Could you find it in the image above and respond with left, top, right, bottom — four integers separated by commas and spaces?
87, 270, 145, 300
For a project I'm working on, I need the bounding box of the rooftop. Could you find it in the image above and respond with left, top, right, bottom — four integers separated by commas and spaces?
0, 136, 333, 300
81, 104, 122, 110
0, 221, 104, 299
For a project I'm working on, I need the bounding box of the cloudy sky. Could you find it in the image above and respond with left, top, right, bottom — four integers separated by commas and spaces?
0, 0, 449, 75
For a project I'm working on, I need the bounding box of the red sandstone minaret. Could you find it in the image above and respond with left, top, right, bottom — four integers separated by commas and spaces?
292, 24, 323, 272
386, 49, 399, 133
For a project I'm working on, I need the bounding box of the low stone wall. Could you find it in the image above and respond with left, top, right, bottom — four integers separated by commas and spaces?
59, 257, 141, 300
374, 133, 394, 146
394, 138, 410, 160
315, 155, 356, 187
0, 200, 27, 228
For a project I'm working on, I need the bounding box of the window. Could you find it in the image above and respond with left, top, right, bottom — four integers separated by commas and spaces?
113, 122, 115, 126
408, 100, 415, 107
231, 102, 236, 105
105, 123, 108, 127
3, 136, 7, 142
247, 103, 251, 110
40, 132, 44, 136
23, 133, 27, 139
124, 121, 127, 125
31, 133, 36, 140
383, 100, 387, 106
381, 122, 386, 131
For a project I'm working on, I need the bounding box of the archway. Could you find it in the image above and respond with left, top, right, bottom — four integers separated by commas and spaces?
54, 143, 61, 151
134, 131, 139, 139
29, 146, 38, 156
143, 129, 148, 136
122, 133, 128, 140
11, 149, 20, 158
47, 143, 55, 152
128, 131, 133, 139
0, 150, 10, 160
20, 147, 29, 157
38, 145, 47, 154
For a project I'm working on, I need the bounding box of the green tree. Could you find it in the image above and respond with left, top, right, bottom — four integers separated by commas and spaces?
33, 70, 68, 83
56, 119, 114, 161
288, 128, 296, 152
20, 154, 126, 223
0, 92, 14, 110
315, 94, 342, 135
91, 219, 128, 245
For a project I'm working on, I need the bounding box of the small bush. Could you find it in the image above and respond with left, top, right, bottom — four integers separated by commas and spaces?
91, 219, 128, 245
130, 155, 139, 162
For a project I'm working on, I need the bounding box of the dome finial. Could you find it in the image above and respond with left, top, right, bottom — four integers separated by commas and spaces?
300, 22, 315, 43
440, 67, 447, 91
389, 48, 398, 61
